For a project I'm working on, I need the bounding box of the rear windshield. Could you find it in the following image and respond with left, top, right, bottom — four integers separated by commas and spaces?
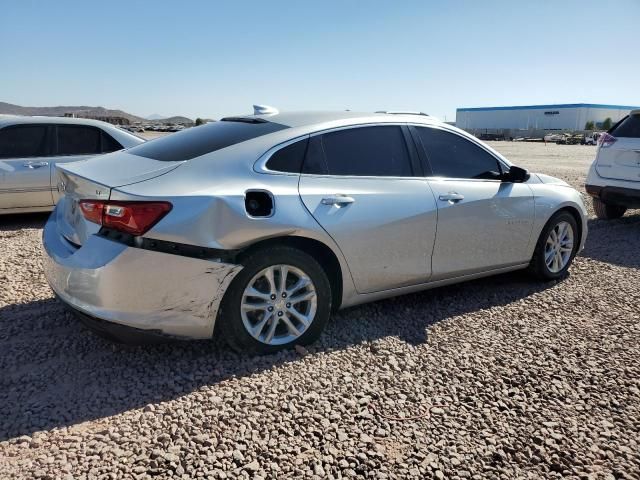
128, 119, 289, 161
611, 114, 640, 138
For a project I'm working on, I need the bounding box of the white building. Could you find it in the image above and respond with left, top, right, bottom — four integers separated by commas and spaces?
456, 103, 638, 134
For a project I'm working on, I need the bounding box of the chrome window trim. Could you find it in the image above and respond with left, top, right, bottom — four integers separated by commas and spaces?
254, 122, 417, 179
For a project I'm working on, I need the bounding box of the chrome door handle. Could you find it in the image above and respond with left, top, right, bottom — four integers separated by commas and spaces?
439, 192, 464, 203
321, 195, 355, 206
23, 161, 49, 169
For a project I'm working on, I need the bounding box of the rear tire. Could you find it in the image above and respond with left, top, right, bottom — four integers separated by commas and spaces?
218, 246, 332, 355
528, 211, 579, 281
593, 197, 626, 220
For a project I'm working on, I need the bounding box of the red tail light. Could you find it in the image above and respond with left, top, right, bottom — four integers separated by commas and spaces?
79, 200, 172, 236
598, 132, 617, 148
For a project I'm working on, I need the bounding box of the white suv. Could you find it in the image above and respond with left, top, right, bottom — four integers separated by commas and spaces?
586, 110, 640, 219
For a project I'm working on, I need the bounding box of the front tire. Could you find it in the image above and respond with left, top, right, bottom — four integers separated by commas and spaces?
218, 246, 332, 354
593, 197, 626, 220
528, 211, 579, 280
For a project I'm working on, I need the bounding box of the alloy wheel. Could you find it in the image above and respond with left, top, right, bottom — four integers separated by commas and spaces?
544, 221, 574, 273
240, 264, 317, 345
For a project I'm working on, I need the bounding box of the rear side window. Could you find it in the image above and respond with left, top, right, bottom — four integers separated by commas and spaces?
265, 138, 308, 173
0, 125, 48, 158
57, 126, 101, 155
415, 127, 502, 180
303, 126, 412, 177
101, 131, 123, 152
611, 114, 640, 138
128, 119, 289, 161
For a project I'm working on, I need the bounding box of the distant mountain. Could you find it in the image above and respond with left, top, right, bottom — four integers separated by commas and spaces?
0, 102, 194, 124
146, 113, 165, 120
159, 116, 194, 124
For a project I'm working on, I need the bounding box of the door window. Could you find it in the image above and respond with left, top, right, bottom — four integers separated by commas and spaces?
0, 125, 48, 159
415, 127, 502, 180
101, 131, 123, 152
303, 126, 412, 177
57, 126, 101, 155
265, 138, 308, 173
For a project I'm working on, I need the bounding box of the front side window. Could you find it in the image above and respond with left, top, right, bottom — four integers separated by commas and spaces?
303, 125, 412, 177
0, 125, 48, 159
57, 126, 101, 155
415, 127, 502, 180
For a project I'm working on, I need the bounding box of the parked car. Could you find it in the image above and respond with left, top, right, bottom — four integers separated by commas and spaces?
586, 110, 640, 219
544, 133, 563, 143
43, 109, 587, 353
581, 132, 603, 146
0, 116, 144, 214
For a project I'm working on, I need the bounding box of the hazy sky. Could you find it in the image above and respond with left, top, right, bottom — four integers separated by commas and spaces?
1, 0, 638, 120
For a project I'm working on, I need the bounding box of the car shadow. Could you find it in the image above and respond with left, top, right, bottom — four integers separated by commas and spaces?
581, 211, 640, 269
2, 210, 638, 441
0, 212, 49, 232
0, 269, 553, 442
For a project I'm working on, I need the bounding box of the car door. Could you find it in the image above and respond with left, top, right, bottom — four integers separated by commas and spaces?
411, 125, 535, 279
50, 125, 123, 204
298, 124, 438, 294
0, 124, 54, 209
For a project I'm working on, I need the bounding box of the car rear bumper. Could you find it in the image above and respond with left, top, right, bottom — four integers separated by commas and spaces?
585, 184, 640, 208
42, 207, 242, 340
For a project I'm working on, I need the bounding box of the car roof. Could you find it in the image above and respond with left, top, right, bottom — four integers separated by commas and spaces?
226, 110, 441, 129
0, 115, 119, 129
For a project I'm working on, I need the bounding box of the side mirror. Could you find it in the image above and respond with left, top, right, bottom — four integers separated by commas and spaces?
503, 165, 530, 183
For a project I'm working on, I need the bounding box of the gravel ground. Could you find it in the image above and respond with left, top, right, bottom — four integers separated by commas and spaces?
1, 142, 639, 479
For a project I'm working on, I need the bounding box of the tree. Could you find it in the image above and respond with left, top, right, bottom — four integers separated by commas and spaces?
584, 121, 595, 131
602, 117, 613, 130
195, 117, 204, 126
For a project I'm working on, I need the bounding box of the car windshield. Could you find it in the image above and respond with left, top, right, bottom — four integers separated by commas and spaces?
127, 119, 289, 161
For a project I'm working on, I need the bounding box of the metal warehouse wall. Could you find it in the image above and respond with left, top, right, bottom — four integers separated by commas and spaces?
456, 105, 634, 132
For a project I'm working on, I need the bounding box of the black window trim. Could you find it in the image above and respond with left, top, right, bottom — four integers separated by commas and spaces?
264, 123, 419, 179
0, 123, 54, 159
408, 124, 510, 182
54, 124, 116, 157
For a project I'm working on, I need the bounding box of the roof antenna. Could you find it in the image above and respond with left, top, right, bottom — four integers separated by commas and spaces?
253, 104, 279, 115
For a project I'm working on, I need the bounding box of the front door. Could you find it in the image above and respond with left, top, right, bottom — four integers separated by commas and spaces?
298, 125, 438, 294
411, 125, 535, 278
427, 179, 534, 277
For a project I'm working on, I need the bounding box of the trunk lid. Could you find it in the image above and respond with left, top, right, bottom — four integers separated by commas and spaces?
54, 151, 183, 245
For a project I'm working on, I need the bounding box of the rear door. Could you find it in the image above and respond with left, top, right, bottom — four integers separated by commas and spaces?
298, 125, 438, 294
596, 113, 640, 182
412, 125, 534, 278
0, 124, 54, 209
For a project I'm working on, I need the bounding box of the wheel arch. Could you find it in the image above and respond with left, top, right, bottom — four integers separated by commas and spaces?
237, 235, 344, 311
553, 205, 584, 250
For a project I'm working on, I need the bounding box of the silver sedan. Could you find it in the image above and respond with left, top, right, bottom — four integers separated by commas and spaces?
0, 116, 143, 214
42, 108, 587, 353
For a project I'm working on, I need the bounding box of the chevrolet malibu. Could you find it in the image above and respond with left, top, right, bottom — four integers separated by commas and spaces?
43, 108, 587, 353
